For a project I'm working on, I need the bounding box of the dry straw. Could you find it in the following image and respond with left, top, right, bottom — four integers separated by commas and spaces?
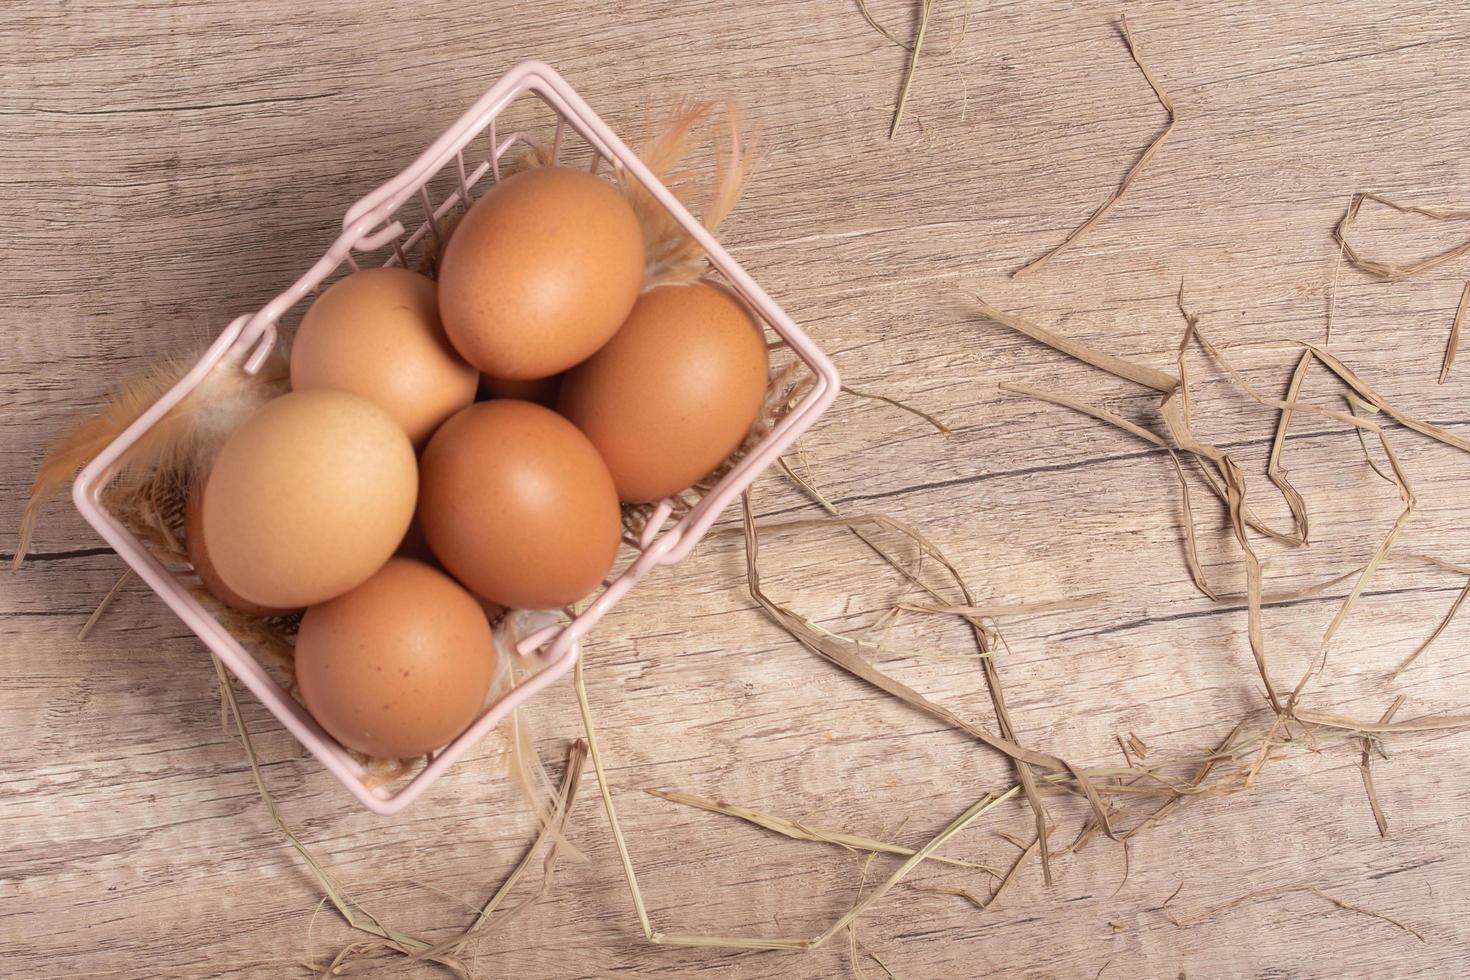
881, 0, 934, 139
1441, 282, 1470, 383
1358, 696, 1405, 838
1390, 576, 1470, 681
645, 789, 999, 872
1014, 16, 1176, 277
1166, 883, 1425, 942
1330, 192, 1470, 384
1334, 192, 1470, 283
856, 0, 970, 139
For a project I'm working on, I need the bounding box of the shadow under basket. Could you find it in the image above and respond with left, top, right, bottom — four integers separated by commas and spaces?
72, 60, 840, 815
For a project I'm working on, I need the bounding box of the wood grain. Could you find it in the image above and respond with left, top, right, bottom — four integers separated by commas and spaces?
5, 1, 1470, 977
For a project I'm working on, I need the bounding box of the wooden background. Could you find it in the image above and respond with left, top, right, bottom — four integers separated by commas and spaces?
5, 1, 1470, 976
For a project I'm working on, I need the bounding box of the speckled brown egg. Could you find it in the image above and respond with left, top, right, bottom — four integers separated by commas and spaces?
558, 281, 770, 502
295, 558, 496, 759
203, 389, 417, 609
184, 481, 292, 617
418, 400, 621, 609
290, 266, 477, 446
437, 166, 645, 379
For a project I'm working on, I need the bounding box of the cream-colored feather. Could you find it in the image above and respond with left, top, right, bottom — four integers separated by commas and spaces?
705, 99, 756, 238
494, 611, 581, 847
14, 345, 287, 569
16, 354, 189, 569
617, 99, 758, 288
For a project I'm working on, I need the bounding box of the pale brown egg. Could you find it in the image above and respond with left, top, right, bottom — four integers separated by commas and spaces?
203, 389, 417, 609
559, 282, 770, 502
437, 166, 644, 379
183, 481, 292, 617
295, 558, 496, 759
290, 266, 477, 446
418, 400, 621, 609
479, 373, 561, 407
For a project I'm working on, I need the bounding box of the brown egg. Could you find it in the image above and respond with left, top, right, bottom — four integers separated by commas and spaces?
295, 558, 496, 759
203, 390, 417, 609
559, 282, 770, 502
418, 400, 621, 609
290, 266, 477, 446
479, 373, 561, 407
437, 166, 644, 379
183, 481, 291, 617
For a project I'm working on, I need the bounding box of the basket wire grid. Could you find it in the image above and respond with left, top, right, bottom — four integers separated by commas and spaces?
72, 61, 840, 815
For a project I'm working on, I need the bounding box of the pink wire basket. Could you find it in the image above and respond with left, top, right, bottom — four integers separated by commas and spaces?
71, 61, 840, 815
